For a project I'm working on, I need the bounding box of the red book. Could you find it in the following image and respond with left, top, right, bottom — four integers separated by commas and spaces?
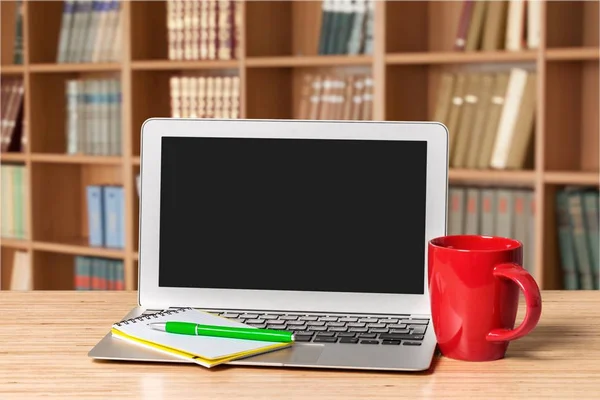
454, 0, 475, 51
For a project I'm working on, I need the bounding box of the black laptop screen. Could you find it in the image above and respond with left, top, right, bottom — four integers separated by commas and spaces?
158, 136, 427, 295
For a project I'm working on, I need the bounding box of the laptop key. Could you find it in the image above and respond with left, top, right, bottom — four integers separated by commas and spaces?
339, 338, 359, 344
379, 334, 424, 341
357, 333, 377, 339
294, 335, 313, 342
389, 329, 410, 334
389, 324, 407, 329
314, 337, 338, 343
286, 320, 306, 326
299, 316, 318, 321
240, 314, 259, 319
326, 322, 345, 327
318, 317, 339, 322
245, 319, 265, 324
347, 322, 366, 328
328, 327, 348, 332
339, 317, 358, 322
360, 340, 380, 345
379, 318, 398, 324
220, 313, 239, 318
316, 332, 336, 337
279, 315, 298, 321
369, 328, 389, 333
359, 318, 379, 323
262, 315, 279, 320
288, 326, 307, 331
349, 327, 368, 333
411, 326, 427, 335
337, 332, 356, 338
400, 319, 428, 325
267, 324, 287, 330
308, 326, 327, 331
306, 321, 325, 326
403, 341, 422, 346
367, 323, 386, 328
382, 340, 401, 345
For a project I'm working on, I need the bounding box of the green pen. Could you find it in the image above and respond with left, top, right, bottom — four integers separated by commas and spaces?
147, 321, 295, 343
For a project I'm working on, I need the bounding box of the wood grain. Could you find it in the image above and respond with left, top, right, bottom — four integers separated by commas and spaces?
0, 291, 599, 399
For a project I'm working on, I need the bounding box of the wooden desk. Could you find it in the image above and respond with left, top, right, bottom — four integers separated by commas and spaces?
0, 291, 598, 399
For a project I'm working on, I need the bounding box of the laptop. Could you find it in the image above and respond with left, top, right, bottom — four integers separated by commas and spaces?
89, 118, 448, 372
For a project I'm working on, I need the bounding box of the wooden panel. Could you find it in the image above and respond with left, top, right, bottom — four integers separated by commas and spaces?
27, 1, 63, 63
581, 61, 599, 171
1, 1, 18, 65
385, 65, 428, 121
32, 251, 74, 290
541, 184, 561, 289
246, 68, 292, 119
428, 1, 463, 52
245, 1, 292, 56
583, 0, 599, 47
385, 1, 427, 53
544, 62, 582, 171
130, 0, 168, 60
291, 1, 322, 56
31, 163, 122, 243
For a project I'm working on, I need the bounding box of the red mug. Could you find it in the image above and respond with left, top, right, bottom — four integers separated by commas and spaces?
428, 235, 542, 361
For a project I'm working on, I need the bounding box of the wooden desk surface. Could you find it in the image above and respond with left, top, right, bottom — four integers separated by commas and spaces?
0, 291, 598, 399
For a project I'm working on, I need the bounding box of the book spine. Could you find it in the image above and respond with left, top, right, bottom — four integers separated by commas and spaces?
567, 190, 594, 290
526, 190, 536, 279
231, 76, 240, 119
116, 260, 125, 290
5, 166, 14, 238
582, 191, 599, 289
505, 0, 526, 51
217, 0, 233, 60
12, 0, 24, 64
86, 185, 105, 246
362, 0, 374, 54
207, 0, 218, 60
103, 186, 120, 248
116, 186, 126, 249
346, 0, 366, 55
513, 189, 530, 273
480, 188, 496, 236
448, 187, 465, 235
199, 0, 210, 60
454, 0, 475, 51
464, 187, 480, 234
66, 80, 79, 154
495, 189, 514, 238
527, 0, 541, 49
556, 190, 579, 290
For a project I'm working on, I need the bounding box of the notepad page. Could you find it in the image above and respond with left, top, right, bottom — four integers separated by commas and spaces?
112, 308, 287, 361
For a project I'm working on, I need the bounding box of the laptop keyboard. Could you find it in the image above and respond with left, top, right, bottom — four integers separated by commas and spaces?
142, 309, 428, 346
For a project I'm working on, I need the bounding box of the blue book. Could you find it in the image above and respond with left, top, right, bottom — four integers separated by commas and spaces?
115, 186, 125, 249
86, 185, 104, 247
103, 186, 121, 248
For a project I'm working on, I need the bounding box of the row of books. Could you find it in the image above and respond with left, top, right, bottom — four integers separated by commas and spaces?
57, 0, 122, 63
448, 185, 535, 274
454, 0, 540, 52
86, 185, 125, 249
434, 68, 536, 170
1, 164, 28, 240
1, 78, 25, 153
167, 0, 241, 61
10, 1, 24, 64
74, 256, 125, 290
555, 187, 599, 290
318, 0, 374, 55
297, 73, 373, 121
7, 251, 31, 290
170, 75, 240, 118
65, 78, 122, 156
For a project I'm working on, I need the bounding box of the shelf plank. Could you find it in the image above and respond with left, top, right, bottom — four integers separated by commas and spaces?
449, 169, 537, 184
132, 60, 239, 70
31, 154, 123, 165
0, 65, 25, 74
546, 48, 600, 61
544, 171, 600, 185
246, 55, 373, 68
32, 241, 126, 259
386, 51, 538, 65
1, 238, 30, 250
29, 63, 121, 73
1, 153, 28, 162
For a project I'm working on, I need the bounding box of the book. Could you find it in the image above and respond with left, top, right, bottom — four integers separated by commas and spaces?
480, 188, 497, 236
454, 0, 475, 51
111, 308, 291, 368
513, 189, 529, 272
477, 72, 510, 169
495, 189, 514, 238
86, 185, 105, 247
481, 0, 508, 51
556, 190, 579, 290
527, 0, 541, 49
582, 190, 599, 289
567, 189, 595, 290
452, 73, 481, 168
445, 73, 468, 160
505, 0, 526, 51
448, 187, 465, 235
464, 188, 481, 234
465, 0, 487, 51
432, 73, 455, 125
465, 73, 494, 169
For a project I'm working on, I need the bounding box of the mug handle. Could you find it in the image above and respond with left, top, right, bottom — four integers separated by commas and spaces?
486, 263, 542, 342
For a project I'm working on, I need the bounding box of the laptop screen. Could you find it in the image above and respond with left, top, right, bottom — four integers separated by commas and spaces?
158, 136, 427, 295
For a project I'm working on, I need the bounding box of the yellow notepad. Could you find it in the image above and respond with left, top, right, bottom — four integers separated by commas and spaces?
111, 307, 291, 368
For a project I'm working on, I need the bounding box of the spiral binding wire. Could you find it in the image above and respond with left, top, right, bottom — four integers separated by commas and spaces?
114, 307, 193, 326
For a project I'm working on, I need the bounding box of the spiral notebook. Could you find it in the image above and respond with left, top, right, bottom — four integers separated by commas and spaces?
111, 307, 292, 368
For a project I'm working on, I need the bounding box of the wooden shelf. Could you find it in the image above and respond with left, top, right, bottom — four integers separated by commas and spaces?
29, 63, 121, 73
544, 171, 600, 185
246, 55, 373, 68
131, 60, 239, 71
385, 51, 538, 65
30, 154, 123, 165
546, 48, 600, 61
0, 153, 27, 162
32, 241, 126, 259
449, 169, 537, 185
0, 238, 29, 250
0, 64, 24, 74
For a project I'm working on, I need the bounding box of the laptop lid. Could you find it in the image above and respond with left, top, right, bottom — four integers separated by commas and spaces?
138, 119, 448, 315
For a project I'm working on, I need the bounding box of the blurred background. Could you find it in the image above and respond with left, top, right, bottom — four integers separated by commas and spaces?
0, 0, 598, 292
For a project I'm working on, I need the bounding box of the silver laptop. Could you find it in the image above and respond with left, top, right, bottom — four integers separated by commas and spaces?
89, 118, 448, 372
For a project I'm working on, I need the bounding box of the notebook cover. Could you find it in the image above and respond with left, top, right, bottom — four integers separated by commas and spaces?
111, 308, 291, 368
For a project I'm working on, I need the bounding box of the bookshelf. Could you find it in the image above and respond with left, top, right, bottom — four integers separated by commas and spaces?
0, 0, 598, 291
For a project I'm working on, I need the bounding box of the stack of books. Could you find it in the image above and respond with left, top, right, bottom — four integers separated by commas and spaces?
555, 187, 599, 290
1, 78, 25, 153
0, 164, 28, 240
74, 256, 125, 290
434, 68, 536, 170
448, 185, 536, 274
317, 0, 374, 55
65, 78, 122, 156
169, 75, 240, 118
56, 0, 123, 63
166, 0, 241, 61
297, 72, 373, 120
454, 0, 541, 51
86, 184, 125, 249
